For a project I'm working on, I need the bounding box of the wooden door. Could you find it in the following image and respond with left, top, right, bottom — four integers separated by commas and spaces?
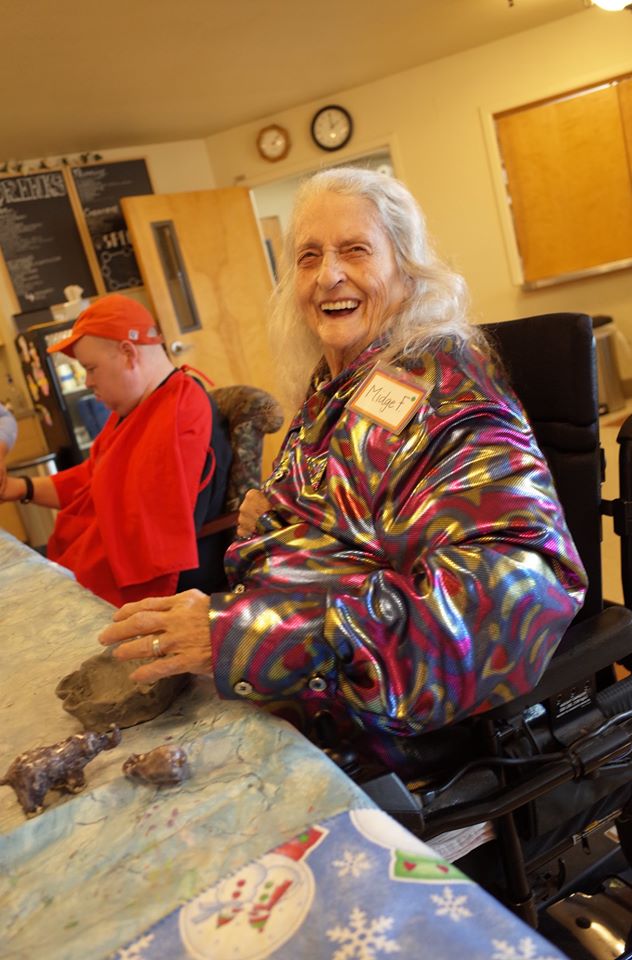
121, 187, 285, 473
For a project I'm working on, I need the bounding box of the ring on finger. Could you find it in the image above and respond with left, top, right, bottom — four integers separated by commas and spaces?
151, 636, 164, 658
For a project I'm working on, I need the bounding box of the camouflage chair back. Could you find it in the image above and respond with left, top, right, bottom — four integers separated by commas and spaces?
197, 385, 285, 538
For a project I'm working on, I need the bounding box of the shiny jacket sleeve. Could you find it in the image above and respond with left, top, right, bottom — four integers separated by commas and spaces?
209, 398, 587, 738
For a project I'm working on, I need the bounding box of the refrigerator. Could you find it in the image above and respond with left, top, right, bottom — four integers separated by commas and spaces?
14, 313, 109, 470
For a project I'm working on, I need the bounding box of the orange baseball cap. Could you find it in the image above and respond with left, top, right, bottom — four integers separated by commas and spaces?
47, 294, 164, 358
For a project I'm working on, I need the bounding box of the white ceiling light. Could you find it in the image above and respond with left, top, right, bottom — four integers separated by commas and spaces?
591, 0, 631, 10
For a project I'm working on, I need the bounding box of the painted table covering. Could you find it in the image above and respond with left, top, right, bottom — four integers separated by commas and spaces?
0, 532, 370, 959
0, 532, 566, 959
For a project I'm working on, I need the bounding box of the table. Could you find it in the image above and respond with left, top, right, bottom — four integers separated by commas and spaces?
0, 532, 567, 959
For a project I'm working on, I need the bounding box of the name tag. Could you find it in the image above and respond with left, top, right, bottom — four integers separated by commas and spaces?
347, 362, 425, 434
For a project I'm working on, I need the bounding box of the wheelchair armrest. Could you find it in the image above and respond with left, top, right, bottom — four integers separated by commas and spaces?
488, 604, 632, 721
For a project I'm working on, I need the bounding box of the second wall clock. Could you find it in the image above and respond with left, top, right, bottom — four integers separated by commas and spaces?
310, 105, 353, 152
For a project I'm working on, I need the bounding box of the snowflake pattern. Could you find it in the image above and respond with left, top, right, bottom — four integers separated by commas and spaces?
116, 933, 155, 959
327, 906, 401, 959
332, 849, 371, 878
430, 886, 473, 921
491, 937, 560, 960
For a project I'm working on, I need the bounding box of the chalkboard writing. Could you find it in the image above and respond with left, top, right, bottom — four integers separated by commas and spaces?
0, 170, 97, 312
71, 160, 153, 292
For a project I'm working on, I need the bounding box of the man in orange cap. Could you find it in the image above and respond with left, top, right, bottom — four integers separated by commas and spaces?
0, 293, 231, 606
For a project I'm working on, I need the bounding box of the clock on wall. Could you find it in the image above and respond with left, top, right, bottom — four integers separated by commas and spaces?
310, 105, 353, 152
256, 123, 291, 162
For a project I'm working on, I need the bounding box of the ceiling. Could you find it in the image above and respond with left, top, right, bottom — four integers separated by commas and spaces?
3, 0, 590, 163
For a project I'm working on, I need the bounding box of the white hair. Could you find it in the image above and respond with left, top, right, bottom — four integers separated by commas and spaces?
269, 166, 482, 406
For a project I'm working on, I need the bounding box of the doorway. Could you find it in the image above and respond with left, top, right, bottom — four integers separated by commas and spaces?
251, 148, 395, 279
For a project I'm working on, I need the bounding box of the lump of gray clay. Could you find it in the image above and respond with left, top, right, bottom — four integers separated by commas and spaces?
123, 744, 191, 785
56, 649, 190, 732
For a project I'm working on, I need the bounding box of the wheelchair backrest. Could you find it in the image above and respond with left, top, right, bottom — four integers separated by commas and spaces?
482, 313, 601, 622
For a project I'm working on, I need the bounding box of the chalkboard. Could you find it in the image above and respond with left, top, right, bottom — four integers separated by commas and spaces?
71, 159, 154, 292
0, 170, 97, 313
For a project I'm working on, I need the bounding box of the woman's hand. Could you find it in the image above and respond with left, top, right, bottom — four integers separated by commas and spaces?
98, 589, 212, 684
237, 488, 272, 538
0, 440, 10, 495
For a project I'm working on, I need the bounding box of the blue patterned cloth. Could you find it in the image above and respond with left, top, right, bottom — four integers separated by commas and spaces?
112, 808, 565, 960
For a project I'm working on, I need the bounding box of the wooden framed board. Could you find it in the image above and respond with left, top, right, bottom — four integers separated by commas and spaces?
69, 159, 154, 292
0, 169, 97, 313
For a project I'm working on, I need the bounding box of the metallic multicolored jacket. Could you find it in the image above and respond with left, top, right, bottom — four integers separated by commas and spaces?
209, 337, 587, 772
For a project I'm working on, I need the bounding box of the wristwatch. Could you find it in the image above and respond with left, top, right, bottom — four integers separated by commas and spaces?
19, 475, 34, 504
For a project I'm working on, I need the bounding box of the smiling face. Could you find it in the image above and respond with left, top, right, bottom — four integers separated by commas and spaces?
293, 191, 409, 378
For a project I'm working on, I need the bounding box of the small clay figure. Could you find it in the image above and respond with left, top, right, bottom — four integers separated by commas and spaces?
123, 744, 190, 786
0, 725, 121, 816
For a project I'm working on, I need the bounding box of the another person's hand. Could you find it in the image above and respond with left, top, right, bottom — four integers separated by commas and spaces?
0, 475, 26, 503
237, 488, 272, 538
0, 440, 9, 496
98, 590, 212, 684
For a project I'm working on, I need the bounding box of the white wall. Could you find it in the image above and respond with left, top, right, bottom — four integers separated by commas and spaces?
98, 139, 216, 196
205, 9, 632, 376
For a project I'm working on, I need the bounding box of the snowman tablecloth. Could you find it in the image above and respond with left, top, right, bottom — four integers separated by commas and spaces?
111, 808, 565, 960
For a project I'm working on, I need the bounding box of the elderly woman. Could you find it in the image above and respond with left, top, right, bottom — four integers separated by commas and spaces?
100, 167, 587, 775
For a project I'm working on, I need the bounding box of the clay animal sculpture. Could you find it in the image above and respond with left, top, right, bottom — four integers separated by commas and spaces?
0, 725, 121, 816
123, 744, 190, 786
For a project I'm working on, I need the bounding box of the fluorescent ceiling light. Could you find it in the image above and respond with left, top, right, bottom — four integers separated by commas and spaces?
592, 0, 631, 10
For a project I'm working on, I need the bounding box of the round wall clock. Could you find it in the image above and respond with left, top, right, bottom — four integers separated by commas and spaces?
256, 123, 291, 162
310, 105, 353, 152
